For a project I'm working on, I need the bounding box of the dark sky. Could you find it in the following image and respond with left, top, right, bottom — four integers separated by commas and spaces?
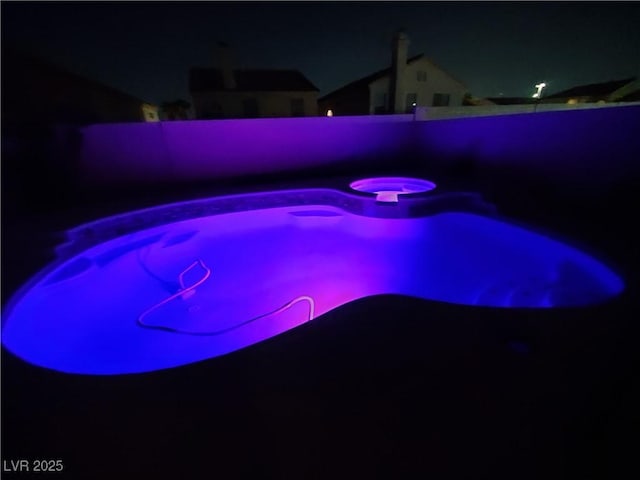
2, 1, 639, 104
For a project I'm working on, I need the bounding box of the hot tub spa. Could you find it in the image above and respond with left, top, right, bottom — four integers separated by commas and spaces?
1, 178, 624, 375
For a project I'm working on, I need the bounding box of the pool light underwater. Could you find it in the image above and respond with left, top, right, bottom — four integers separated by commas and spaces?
1, 181, 624, 375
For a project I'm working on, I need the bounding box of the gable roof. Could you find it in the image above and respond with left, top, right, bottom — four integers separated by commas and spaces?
545, 77, 637, 99
189, 68, 319, 93
3, 45, 152, 106
318, 54, 425, 101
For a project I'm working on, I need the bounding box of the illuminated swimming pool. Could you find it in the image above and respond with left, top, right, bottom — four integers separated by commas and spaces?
1, 179, 624, 375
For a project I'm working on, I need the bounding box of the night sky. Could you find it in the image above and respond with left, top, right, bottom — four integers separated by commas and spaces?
2, 1, 639, 105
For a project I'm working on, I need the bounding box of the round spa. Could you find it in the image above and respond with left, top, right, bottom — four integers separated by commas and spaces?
1, 179, 624, 375
350, 176, 437, 202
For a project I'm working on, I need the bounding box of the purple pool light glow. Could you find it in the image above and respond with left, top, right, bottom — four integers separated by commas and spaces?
350, 176, 437, 203
1, 187, 624, 375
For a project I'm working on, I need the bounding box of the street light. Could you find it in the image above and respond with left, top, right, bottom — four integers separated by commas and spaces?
532, 82, 547, 99
532, 82, 547, 113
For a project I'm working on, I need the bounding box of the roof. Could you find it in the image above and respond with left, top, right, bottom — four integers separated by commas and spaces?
189, 68, 319, 93
318, 54, 425, 101
545, 77, 637, 99
3, 45, 153, 106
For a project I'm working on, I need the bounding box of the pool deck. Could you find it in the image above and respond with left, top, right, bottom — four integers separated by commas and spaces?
2, 168, 639, 479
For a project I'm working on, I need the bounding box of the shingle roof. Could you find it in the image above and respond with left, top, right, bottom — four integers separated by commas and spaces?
318, 54, 425, 101
545, 77, 637, 99
189, 68, 319, 93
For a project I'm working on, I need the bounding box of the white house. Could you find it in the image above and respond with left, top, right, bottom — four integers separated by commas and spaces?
318, 31, 469, 116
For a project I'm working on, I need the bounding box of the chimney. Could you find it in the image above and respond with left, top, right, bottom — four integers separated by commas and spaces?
214, 42, 236, 90
389, 30, 410, 114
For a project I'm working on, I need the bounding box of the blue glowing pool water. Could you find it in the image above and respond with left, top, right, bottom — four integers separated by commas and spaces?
1, 185, 624, 375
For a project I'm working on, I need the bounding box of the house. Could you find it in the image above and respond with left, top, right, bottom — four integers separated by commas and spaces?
318, 31, 468, 116
189, 43, 319, 119
1, 46, 159, 130
541, 77, 639, 104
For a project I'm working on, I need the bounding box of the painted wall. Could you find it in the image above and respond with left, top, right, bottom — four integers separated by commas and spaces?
369, 57, 468, 113
78, 104, 639, 194
403, 58, 467, 108
414, 101, 634, 120
192, 90, 318, 119
368, 78, 390, 114
414, 103, 640, 189
322, 56, 469, 118
79, 115, 416, 184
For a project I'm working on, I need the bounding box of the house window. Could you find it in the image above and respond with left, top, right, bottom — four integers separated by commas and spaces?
417, 71, 427, 82
291, 98, 305, 116
432, 93, 450, 106
243, 98, 259, 117
405, 93, 417, 113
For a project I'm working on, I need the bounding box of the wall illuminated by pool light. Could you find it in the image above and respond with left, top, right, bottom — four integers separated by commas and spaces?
414, 105, 640, 187
76, 105, 640, 190
79, 115, 416, 184
1, 184, 624, 375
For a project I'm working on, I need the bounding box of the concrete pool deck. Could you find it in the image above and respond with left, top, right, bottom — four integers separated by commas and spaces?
2, 168, 639, 479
